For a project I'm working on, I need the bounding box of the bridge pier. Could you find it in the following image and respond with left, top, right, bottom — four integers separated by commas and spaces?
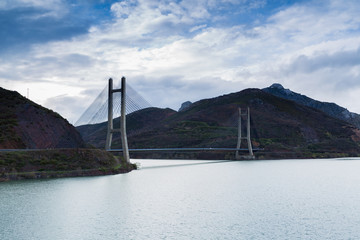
105, 77, 130, 163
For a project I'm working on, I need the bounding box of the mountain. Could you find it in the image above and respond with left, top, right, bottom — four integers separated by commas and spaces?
263, 83, 360, 129
179, 101, 192, 111
77, 88, 360, 159
0, 87, 84, 149
0, 87, 136, 180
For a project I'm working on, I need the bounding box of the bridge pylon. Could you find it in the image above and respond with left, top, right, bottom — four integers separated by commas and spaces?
105, 77, 130, 163
236, 107, 255, 160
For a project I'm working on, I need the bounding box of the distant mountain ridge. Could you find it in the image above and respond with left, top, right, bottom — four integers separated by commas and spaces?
263, 83, 360, 129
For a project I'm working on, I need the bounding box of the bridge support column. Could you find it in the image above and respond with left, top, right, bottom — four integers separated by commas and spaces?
236, 107, 254, 160
105, 77, 130, 163
246, 107, 254, 157
106, 78, 114, 150
120, 77, 130, 163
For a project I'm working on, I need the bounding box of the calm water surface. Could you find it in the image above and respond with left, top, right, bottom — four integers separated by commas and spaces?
1, 158, 360, 239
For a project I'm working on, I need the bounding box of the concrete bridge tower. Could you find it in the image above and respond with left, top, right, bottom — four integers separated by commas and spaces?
236, 107, 255, 160
105, 77, 130, 163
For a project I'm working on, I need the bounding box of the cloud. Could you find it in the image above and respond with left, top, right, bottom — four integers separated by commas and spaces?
2, 0, 360, 123
0, 0, 118, 56
288, 48, 360, 74
0, 0, 66, 13
0, 8, 85, 54
110, 0, 137, 18
44, 94, 88, 124
127, 75, 239, 111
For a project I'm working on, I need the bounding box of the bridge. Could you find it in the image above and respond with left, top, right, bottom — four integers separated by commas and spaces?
75, 77, 258, 162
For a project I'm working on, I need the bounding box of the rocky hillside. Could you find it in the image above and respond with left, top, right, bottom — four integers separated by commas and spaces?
78, 88, 360, 159
263, 83, 360, 129
0, 87, 84, 149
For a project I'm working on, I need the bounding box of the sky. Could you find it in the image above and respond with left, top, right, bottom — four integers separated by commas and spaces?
1, 0, 360, 124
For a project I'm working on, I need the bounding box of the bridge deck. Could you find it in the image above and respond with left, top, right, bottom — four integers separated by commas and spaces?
107, 148, 262, 152
0, 148, 262, 152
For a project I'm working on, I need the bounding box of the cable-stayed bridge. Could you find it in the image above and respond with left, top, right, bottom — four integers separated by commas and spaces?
74, 77, 257, 162
75, 78, 152, 126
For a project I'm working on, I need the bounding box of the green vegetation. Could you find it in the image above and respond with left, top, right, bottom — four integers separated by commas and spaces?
0, 149, 136, 181
0, 91, 21, 145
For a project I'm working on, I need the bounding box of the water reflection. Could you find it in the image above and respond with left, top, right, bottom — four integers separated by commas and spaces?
136, 159, 234, 169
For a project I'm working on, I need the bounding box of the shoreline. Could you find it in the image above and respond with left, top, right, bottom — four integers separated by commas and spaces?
0, 166, 136, 182
0, 148, 137, 182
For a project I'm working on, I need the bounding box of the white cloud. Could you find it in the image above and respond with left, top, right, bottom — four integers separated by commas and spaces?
110, 0, 136, 18
0, 0, 67, 17
189, 24, 207, 32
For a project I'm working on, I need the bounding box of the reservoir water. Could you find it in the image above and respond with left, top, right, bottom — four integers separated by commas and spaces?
1, 158, 360, 239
